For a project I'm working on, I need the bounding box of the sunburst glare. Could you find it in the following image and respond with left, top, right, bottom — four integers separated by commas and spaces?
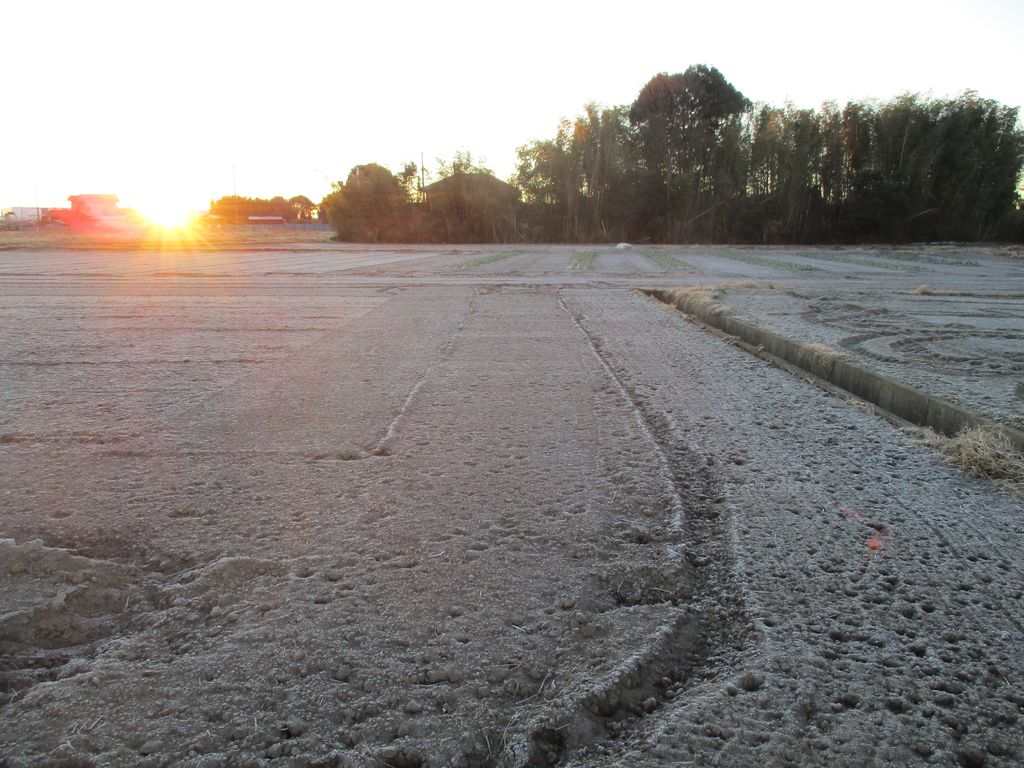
135, 198, 197, 231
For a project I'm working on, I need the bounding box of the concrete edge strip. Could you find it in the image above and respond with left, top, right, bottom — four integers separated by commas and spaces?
642, 288, 1024, 454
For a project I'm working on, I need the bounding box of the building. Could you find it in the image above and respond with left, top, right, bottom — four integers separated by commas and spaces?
1, 207, 44, 222
49, 195, 141, 230
68, 195, 123, 226
424, 172, 520, 243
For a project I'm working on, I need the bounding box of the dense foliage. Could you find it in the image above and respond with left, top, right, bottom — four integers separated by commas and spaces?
319, 156, 518, 243
321, 164, 410, 241
208, 195, 319, 223
318, 65, 1024, 244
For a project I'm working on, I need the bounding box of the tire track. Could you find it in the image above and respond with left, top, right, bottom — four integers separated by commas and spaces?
370, 290, 480, 457
498, 293, 755, 767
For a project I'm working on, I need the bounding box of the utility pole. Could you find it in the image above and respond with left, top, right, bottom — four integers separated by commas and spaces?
420, 152, 425, 203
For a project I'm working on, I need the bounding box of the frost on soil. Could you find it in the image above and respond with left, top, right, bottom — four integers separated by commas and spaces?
1, 246, 1022, 767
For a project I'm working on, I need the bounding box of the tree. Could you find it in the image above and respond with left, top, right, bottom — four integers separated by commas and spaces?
267, 196, 294, 221
629, 65, 750, 239
516, 74, 1023, 243
435, 151, 491, 180
397, 161, 421, 202
514, 136, 569, 241
515, 105, 640, 242
301, 67, 1024, 244
288, 195, 316, 221
208, 195, 296, 223
321, 164, 410, 241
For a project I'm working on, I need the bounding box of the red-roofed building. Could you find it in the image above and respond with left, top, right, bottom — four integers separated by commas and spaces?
49, 195, 140, 230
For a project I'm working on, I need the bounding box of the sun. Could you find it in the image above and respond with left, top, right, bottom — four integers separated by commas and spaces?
129, 194, 198, 231
141, 203, 195, 230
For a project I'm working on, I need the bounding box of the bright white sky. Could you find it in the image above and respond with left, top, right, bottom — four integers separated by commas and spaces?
3, 0, 1021, 220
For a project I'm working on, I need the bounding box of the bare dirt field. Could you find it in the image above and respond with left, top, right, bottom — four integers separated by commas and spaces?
1, 243, 1022, 767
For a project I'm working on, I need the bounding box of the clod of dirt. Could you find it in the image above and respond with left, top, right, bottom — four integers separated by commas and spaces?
738, 671, 764, 692
279, 719, 305, 738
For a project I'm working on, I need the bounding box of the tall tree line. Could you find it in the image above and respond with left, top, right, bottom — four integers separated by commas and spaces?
515, 65, 1024, 243
314, 65, 1023, 243
207, 195, 318, 223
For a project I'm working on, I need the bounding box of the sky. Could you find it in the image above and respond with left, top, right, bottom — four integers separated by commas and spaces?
3, 0, 1022, 221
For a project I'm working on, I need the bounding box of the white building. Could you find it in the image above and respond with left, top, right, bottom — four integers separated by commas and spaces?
1, 207, 43, 222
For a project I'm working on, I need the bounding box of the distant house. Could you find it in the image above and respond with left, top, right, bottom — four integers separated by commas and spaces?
49, 195, 140, 230
68, 195, 121, 225
424, 172, 520, 243
247, 216, 284, 225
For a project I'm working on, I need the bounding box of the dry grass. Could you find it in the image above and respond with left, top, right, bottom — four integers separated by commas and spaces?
665, 286, 731, 318
796, 342, 845, 374
661, 281, 765, 319
915, 284, 957, 296
923, 425, 1024, 493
